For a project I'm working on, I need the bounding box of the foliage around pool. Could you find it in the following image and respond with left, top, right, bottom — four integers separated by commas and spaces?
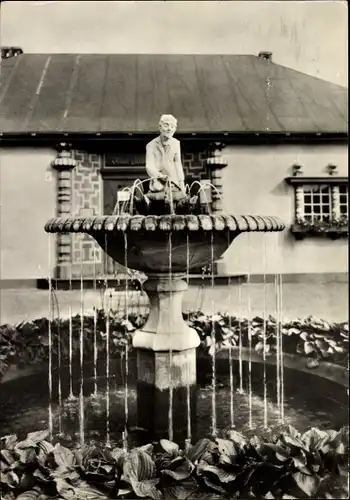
1, 425, 349, 499
0, 310, 348, 380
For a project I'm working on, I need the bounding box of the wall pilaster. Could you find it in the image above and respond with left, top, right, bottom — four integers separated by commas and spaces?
51, 143, 76, 279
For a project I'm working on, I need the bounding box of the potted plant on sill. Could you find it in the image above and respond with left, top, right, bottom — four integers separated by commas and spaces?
291, 216, 348, 240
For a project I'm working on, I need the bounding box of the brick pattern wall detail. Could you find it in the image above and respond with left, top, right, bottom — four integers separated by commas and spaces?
72, 151, 103, 268
182, 151, 210, 183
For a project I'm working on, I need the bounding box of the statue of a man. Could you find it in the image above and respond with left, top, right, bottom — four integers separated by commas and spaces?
145, 115, 186, 196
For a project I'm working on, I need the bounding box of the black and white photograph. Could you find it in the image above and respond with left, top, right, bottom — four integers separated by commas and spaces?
0, 1, 348, 498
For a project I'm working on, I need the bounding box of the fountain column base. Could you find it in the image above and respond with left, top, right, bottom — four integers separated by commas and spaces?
132, 274, 200, 351
137, 349, 197, 444
133, 274, 199, 443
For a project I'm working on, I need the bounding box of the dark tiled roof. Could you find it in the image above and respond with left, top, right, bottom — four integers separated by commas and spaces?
0, 53, 347, 134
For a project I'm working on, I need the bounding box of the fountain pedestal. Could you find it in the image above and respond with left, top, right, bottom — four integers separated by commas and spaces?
133, 274, 199, 443
133, 274, 200, 351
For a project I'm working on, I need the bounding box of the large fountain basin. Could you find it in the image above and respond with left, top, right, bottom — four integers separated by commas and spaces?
0, 355, 347, 445
45, 215, 285, 273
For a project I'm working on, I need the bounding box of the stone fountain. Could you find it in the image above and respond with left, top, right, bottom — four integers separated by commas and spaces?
45, 115, 285, 443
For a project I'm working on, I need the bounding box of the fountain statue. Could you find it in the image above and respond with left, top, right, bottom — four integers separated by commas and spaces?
145, 114, 186, 197
45, 116, 285, 443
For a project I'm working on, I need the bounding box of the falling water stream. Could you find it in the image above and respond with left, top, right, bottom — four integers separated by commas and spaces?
279, 273, 285, 421
238, 283, 244, 394
273, 231, 285, 423
68, 310, 74, 399
186, 233, 192, 443
93, 247, 98, 397
104, 235, 111, 448
48, 236, 53, 440
227, 232, 235, 429
210, 232, 217, 437
79, 257, 85, 446
123, 232, 129, 450
68, 238, 75, 401
168, 229, 174, 442
105, 306, 111, 448
246, 235, 253, 429
262, 237, 268, 428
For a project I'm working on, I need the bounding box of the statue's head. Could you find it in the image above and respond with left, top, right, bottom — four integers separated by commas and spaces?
159, 114, 177, 139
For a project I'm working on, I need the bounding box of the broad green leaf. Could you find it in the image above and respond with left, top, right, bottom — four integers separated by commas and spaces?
198, 463, 237, 483
16, 446, 37, 465
138, 443, 154, 455
27, 430, 49, 443
67, 482, 107, 499
226, 430, 247, 447
1, 492, 16, 500
15, 438, 37, 450
110, 447, 127, 468
304, 341, 315, 354
162, 457, 194, 481
16, 486, 42, 499
1, 449, 16, 466
281, 433, 305, 449
292, 450, 307, 469
315, 339, 329, 352
54, 443, 75, 468
249, 435, 261, 448
131, 479, 161, 499
335, 442, 346, 454
162, 484, 195, 499
287, 425, 301, 439
38, 440, 54, 456
215, 438, 236, 459
55, 478, 77, 499
275, 451, 289, 462
160, 439, 179, 456
293, 471, 320, 497
1, 470, 19, 487
186, 438, 213, 463
51, 465, 80, 481
202, 475, 227, 494
287, 328, 301, 336
306, 358, 319, 369
1, 435, 17, 450
301, 428, 330, 451
123, 450, 156, 483
117, 488, 132, 496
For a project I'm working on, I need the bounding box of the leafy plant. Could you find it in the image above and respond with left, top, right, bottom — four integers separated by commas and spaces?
1, 311, 348, 381
1, 426, 348, 499
295, 216, 348, 235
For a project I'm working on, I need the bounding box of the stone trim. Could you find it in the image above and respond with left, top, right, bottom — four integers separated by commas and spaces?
51, 143, 77, 279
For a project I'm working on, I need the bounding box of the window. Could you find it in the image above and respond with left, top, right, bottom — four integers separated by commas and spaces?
303, 184, 332, 222
285, 175, 348, 238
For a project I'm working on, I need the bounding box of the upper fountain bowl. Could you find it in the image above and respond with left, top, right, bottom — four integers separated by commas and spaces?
45, 214, 284, 274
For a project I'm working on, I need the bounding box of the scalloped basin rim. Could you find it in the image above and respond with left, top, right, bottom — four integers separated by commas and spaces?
44, 214, 285, 232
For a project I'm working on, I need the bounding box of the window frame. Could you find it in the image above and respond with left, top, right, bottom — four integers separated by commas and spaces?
285, 176, 348, 239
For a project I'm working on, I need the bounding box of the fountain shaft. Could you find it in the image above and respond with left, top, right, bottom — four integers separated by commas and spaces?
133, 273, 199, 443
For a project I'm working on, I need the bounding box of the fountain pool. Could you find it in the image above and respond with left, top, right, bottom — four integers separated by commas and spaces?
0, 356, 347, 446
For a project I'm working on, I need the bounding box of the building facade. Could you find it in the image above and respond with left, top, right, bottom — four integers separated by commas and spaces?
0, 51, 348, 284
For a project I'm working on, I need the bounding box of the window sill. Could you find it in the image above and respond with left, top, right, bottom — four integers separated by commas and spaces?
291, 224, 348, 240
285, 176, 348, 185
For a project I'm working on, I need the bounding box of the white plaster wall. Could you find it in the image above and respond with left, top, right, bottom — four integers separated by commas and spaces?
221, 144, 348, 275
0, 148, 57, 279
